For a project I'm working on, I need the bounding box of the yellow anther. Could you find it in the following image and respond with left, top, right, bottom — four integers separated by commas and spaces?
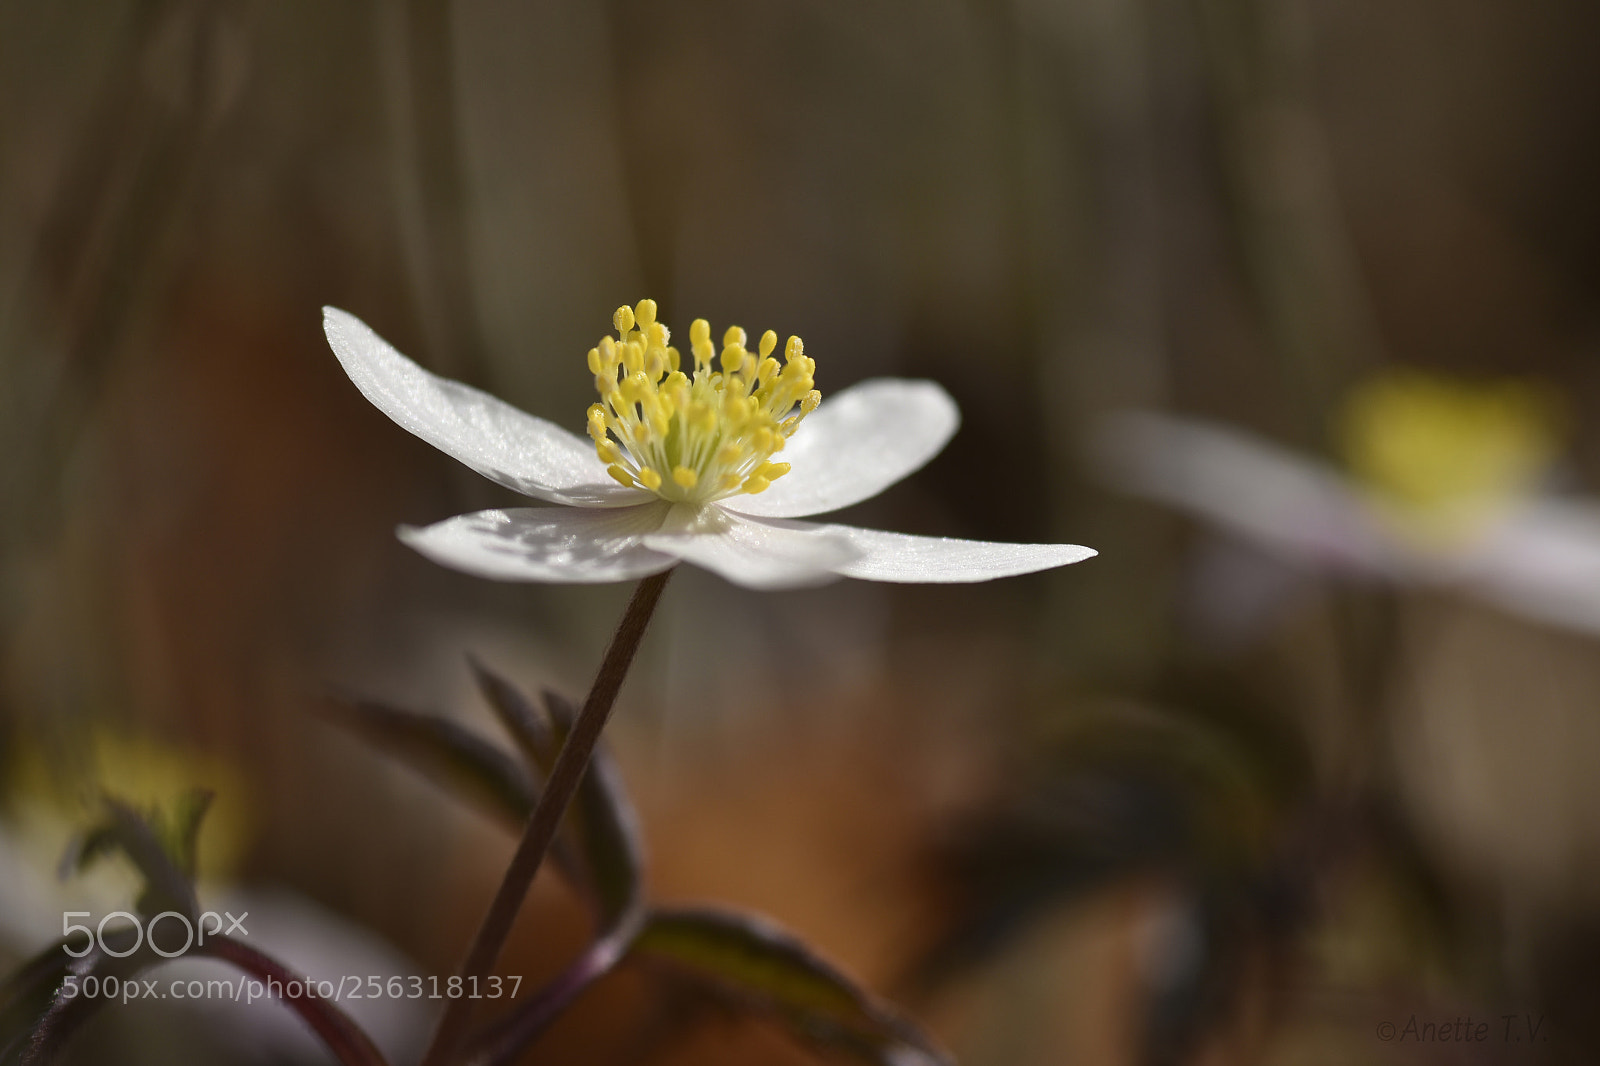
619, 371, 645, 404
802, 390, 821, 413
692, 402, 716, 435
785, 336, 803, 360
587, 302, 818, 503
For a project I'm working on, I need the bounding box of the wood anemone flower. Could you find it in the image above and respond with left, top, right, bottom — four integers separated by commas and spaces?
324, 302, 1095, 590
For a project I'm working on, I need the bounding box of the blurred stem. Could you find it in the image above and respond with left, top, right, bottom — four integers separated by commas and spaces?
383, 0, 487, 381
420, 568, 674, 1066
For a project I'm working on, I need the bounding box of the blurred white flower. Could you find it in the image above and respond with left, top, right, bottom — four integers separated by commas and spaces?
1097, 370, 1600, 635
324, 302, 1095, 589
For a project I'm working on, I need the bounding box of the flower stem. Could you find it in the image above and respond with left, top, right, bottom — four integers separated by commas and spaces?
419, 568, 674, 1066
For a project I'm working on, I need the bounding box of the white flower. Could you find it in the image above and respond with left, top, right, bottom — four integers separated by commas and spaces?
323, 302, 1095, 590
1096, 372, 1600, 635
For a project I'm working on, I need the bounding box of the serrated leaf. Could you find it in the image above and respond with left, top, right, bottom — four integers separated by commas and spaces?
60, 794, 212, 921
635, 907, 952, 1066
101, 799, 197, 920
323, 697, 535, 828
57, 825, 120, 881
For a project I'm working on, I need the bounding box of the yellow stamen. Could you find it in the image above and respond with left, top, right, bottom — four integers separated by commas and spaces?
586, 300, 822, 504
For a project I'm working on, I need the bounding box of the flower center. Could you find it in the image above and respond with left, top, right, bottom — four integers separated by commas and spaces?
586, 300, 820, 504
1339, 369, 1561, 545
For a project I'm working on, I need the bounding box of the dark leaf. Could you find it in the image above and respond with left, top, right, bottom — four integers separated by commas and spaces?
568, 740, 645, 927
635, 907, 951, 1066
468, 655, 558, 770
323, 696, 535, 828
85, 799, 198, 920
537, 689, 645, 926
470, 666, 645, 927
56, 825, 120, 881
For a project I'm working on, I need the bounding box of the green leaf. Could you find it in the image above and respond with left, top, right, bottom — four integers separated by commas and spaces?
635, 907, 951, 1066
323, 696, 536, 828
59, 799, 199, 921
151, 788, 213, 882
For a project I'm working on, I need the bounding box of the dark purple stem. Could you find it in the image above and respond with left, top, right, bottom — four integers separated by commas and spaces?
203, 936, 390, 1066
465, 910, 646, 1066
420, 568, 673, 1066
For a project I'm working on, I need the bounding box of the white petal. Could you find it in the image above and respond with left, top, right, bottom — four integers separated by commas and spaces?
324, 307, 645, 507
1449, 499, 1600, 635
825, 524, 1097, 583
642, 508, 860, 590
398, 504, 676, 583
1094, 412, 1398, 574
720, 379, 959, 518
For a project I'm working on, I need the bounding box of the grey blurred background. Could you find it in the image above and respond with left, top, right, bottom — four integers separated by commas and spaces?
3, 0, 1600, 1063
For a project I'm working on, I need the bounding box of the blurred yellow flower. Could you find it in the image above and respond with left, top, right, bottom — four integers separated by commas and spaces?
7, 731, 251, 887
1340, 370, 1562, 547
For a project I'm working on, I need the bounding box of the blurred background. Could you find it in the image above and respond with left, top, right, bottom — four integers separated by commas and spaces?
3, 0, 1600, 1063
